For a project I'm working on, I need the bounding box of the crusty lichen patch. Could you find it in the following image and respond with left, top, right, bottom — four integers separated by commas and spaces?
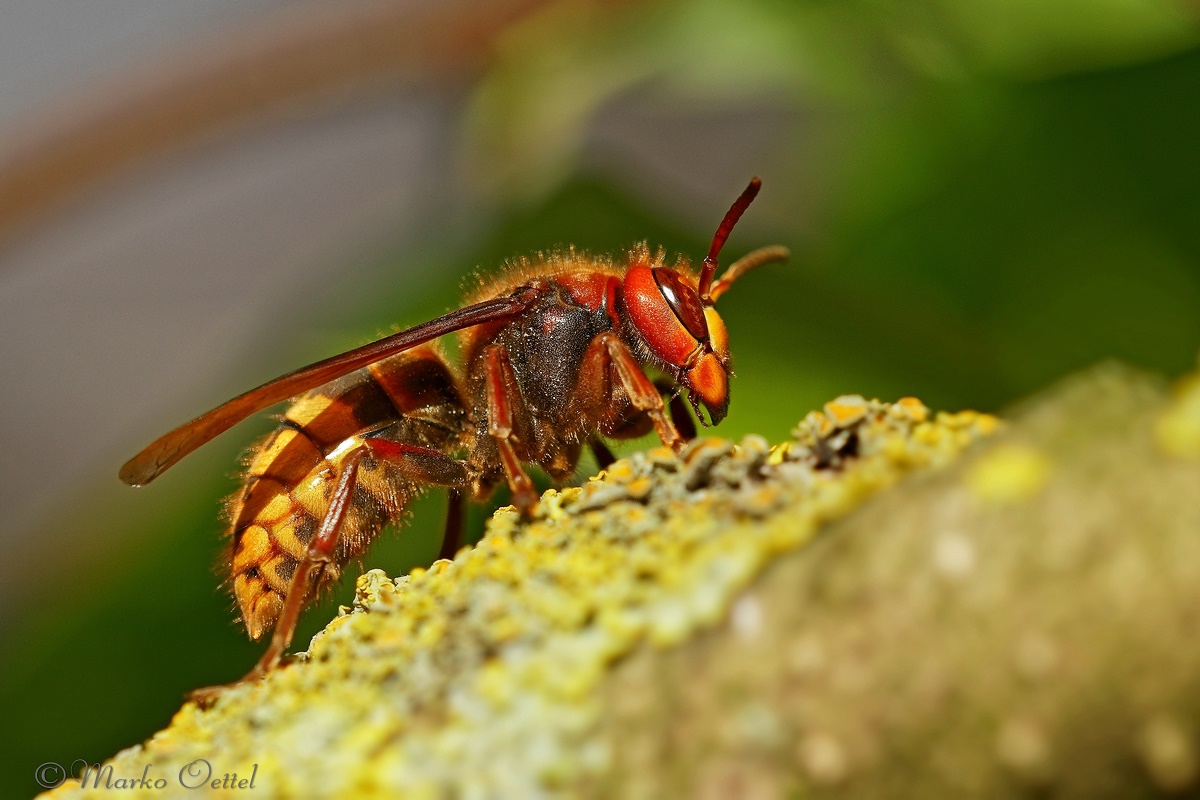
43, 397, 996, 799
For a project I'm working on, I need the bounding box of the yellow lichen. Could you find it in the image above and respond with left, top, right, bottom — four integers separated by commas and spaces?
966, 443, 1052, 504
1154, 370, 1200, 459
823, 395, 868, 427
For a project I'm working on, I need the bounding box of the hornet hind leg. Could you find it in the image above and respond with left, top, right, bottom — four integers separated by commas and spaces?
189, 438, 469, 707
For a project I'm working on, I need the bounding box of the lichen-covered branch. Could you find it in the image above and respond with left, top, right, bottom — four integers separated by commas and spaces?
42, 364, 1200, 798
591, 364, 1200, 799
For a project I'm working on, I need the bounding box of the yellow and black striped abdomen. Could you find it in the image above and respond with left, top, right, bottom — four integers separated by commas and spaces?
226, 346, 466, 639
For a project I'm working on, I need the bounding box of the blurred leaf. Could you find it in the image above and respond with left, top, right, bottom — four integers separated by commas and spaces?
462, 0, 1199, 201
930, 0, 1199, 77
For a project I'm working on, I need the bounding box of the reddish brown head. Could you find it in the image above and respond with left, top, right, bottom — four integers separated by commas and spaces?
619, 178, 786, 425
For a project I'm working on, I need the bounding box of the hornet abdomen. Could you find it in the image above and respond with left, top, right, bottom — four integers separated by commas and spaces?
226, 346, 465, 638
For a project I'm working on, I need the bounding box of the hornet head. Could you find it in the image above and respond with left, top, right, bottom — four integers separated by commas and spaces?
619, 178, 789, 425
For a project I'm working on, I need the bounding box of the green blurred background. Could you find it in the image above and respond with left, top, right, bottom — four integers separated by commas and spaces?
3, 0, 1200, 796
